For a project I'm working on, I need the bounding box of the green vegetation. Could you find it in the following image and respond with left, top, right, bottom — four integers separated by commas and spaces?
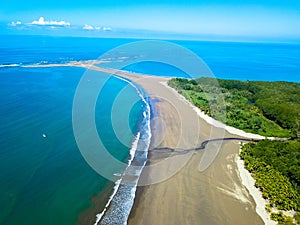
271, 212, 295, 225
295, 212, 300, 224
241, 140, 300, 210
168, 77, 300, 137
168, 77, 300, 224
240, 140, 300, 224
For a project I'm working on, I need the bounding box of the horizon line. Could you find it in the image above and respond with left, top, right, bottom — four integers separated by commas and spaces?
1, 32, 300, 45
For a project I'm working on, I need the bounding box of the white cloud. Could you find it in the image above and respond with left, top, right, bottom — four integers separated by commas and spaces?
83, 25, 111, 31
9, 21, 22, 26
83, 24, 94, 30
30, 17, 70, 26
103, 27, 112, 31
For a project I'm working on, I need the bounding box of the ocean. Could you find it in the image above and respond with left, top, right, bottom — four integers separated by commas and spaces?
0, 35, 299, 225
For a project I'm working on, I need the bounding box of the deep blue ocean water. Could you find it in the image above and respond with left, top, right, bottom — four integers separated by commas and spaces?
0, 35, 299, 225
124, 40, 300, 82
1, 35, 299, 82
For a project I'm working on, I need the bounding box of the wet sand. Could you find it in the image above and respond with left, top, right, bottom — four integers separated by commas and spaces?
26, 62, 266, 224
80, 67, 264, 225
122, 74, 264, 225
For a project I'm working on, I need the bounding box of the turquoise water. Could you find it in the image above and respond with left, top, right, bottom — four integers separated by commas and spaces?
1, 35, 299, 83
1, 35, 300, 225
0, 66, 144, 225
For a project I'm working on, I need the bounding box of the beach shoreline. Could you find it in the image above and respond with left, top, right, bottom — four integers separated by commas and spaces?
236, 147, 277, 225
23, 62, 270, 224
160, 81, 277, 141
114, 72, 265, 225
128, 77, 273, 225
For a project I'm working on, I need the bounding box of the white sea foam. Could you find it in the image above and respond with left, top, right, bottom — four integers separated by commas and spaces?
0, 64, 20, 68
94, 75, 151, 225
94, 132, 140, 224
129, 132, 141, 165
94, 178, 122, 225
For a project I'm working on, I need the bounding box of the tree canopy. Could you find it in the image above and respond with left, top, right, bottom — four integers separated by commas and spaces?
168, 78, 300, 137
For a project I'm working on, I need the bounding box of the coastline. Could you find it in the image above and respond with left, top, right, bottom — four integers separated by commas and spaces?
160, 81, 274, 140
23, 62, 270, 224
118, 73, 264, 224
2, 34, 300, 225
157, 80, 289, 224
236, 148, 277, 225
94, 76, 152, 225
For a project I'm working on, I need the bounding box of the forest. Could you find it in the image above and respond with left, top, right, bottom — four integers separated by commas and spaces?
168, 77, 300, 137
240, 140, 300, 224
168, 77, 300, 224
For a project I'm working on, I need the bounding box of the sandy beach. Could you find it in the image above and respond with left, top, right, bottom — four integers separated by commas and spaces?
27, 62, 268, 224
77, 65, 266, 225
118, 74, 264, 225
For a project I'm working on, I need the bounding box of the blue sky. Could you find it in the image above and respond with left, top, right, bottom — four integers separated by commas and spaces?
1, 0, 300, 40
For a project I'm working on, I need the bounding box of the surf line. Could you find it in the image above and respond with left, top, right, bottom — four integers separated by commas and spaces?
94, 75, 152, 225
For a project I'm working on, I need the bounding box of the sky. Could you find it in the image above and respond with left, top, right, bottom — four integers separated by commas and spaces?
1, 0, 300, 40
